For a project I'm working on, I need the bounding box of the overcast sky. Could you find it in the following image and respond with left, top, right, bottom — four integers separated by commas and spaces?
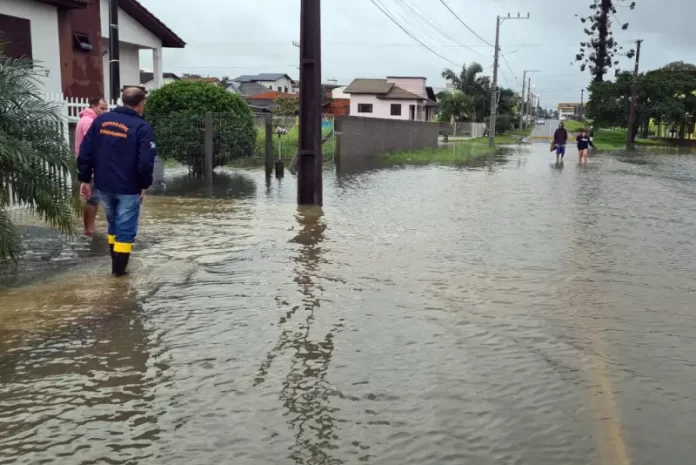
139, 0, 693, 107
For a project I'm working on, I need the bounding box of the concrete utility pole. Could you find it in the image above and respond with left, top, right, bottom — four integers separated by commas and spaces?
108, 0, 120, 102
519, 69, 539, 129
526, 78, 532, 120
489, 12, 530, 148
626, 39, 643, 149
297, 0, 322, 205
580, 89, 584, 120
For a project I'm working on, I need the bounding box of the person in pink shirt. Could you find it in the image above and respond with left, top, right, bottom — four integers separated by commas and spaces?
75, 98, 108, 237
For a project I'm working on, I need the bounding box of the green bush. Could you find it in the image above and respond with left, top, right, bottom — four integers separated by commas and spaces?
143, 81, 256, 173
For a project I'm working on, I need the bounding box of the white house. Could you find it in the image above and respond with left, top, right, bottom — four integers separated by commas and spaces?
99, 0, 185, 101
0, 0, 185, 100
140, 70, 180, 91
343, 77, 436, 121
331, 85, 349, 99
232, 73, 296, 94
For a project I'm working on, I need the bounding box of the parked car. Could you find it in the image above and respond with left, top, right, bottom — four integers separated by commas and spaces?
537, 119, 545, 125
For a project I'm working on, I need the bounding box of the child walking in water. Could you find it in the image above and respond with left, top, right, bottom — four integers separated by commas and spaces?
576, 129, 594, 163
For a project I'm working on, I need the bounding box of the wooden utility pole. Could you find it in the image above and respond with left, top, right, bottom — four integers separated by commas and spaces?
297, 0, 322, 205
626, 39, 643, 149
108, 0, 120, 102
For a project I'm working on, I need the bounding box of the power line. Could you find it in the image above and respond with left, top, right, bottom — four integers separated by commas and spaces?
439, 0, 495, 47
370, 0, 460, 66
393, 0, 485, 56
500, 52, 521, 85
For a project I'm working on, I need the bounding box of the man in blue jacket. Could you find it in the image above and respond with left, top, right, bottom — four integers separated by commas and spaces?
77, 87, 156, 276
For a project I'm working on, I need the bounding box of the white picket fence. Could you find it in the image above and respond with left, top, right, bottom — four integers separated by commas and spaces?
44, 93, 122, 144
5, 94, 121, 211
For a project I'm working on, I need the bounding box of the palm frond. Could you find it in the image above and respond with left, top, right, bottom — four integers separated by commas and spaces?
0, 208, 22, 262
0, 52, 78, 262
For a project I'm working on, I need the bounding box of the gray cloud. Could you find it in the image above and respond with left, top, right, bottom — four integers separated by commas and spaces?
139, 0, 696, 106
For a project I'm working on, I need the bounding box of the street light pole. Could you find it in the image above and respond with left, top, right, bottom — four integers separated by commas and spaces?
489, 12, 530, 149
297, 0, 322, 206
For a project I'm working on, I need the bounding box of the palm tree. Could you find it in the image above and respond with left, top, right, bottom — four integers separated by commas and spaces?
442, 62, 491, 122
0, 54, 78, 261
436, 91, 474, 122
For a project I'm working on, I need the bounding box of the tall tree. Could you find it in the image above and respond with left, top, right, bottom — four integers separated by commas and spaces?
575, 0, 636, 83
442, 62, 490, 121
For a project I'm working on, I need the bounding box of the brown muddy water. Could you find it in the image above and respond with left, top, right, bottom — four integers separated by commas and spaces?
1, 146, 696, 465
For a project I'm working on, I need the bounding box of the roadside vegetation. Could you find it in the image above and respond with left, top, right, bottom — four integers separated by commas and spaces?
0, 54, 78, 262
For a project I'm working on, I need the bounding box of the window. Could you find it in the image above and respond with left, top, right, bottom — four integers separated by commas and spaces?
390, 104, 402, 116
357, 104, 373, 113
0, 14, 33, 60
277, 86, 282, 92
73, 32, 93, 52
284, 86, 288, 93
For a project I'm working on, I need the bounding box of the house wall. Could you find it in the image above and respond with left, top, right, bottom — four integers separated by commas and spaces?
102, 40, 141, 101
331, 86, 348, 99
349, 94, 421, 121
0, 0, 62, 93
256, 76, 294, 93
99, 0, 160, 49
387, 77, 426, 99
57, 0, 104, 98
335, 116, 438, 164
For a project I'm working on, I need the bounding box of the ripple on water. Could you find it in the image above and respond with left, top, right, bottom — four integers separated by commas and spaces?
2, 154, 696, 464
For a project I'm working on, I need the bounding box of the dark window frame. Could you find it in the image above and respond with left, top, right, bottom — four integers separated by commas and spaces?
0, 13, 33, 60
357, 103, 373, 113
390, 103, 402, 116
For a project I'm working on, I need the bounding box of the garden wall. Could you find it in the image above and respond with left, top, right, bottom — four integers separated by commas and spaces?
335, 116, 438, 162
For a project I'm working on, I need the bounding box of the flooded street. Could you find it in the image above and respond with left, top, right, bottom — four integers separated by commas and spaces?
2, 145, 696, 465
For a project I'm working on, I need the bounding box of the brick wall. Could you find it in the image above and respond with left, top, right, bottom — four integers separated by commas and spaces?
335, 116, 438, 162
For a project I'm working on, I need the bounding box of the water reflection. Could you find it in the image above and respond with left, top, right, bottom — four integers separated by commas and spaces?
255, 207, 347, 464
160, 172, 257, 199
0, 289, 161, 464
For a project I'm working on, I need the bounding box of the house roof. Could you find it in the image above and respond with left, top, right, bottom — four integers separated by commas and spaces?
36, 0, 87, 8
184, 77, 221, 85
119, 0, 186, 48
344, 79, 425, 100
386, 76, 427, 80
378, 85, 423, 101
37, 0, 185, 47
139, 71, 179, 83
426, 86, 437, 102
232, 73, 292, 83
248, 91, 297, 100
229, 82, 273, 97
344, 79, 394, 94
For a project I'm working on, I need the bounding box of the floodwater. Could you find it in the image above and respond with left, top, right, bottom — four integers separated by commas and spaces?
2, 146, 696, 465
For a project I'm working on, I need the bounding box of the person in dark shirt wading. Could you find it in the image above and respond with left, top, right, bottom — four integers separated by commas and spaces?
553, 122, 568, 162
77, 87, 156, 276
576, 128, 595, 164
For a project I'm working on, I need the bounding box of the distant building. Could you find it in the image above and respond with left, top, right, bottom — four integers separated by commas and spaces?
232, 73, 295, 94
343, 76, 436, 121
183, 76, 223, 86
140, 70, 180, 91
557, 102, 585, 120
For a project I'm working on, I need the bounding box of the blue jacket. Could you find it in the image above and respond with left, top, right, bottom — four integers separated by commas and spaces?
77, 106, 156, 195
